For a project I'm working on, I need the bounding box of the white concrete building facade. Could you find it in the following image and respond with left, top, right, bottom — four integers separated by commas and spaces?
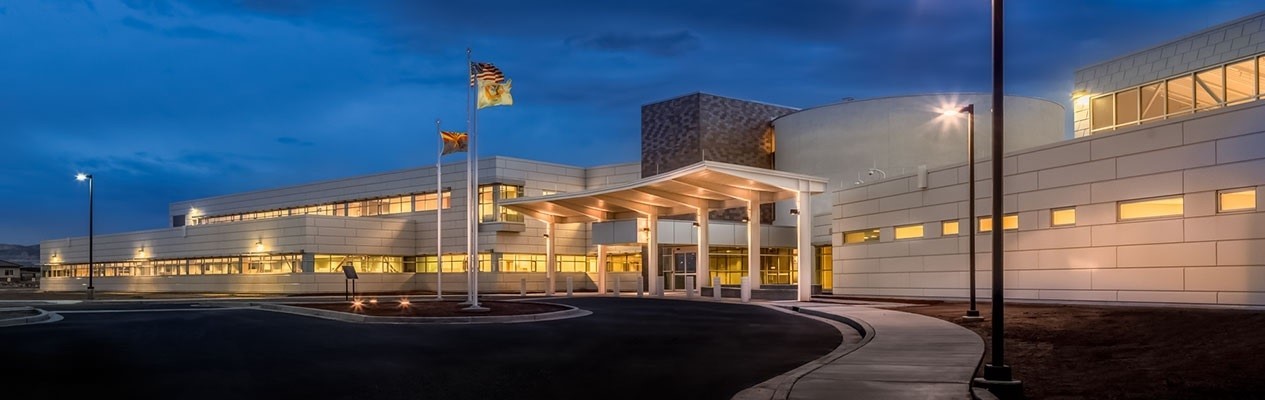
832, 12, 1265, 306
40, 157, 650, 293
39, 11, 1265, 306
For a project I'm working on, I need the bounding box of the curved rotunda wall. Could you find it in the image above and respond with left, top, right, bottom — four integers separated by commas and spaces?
770, 94, 1065, 240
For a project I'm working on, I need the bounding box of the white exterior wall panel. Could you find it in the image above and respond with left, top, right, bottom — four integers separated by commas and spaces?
832, 101, 1265, 306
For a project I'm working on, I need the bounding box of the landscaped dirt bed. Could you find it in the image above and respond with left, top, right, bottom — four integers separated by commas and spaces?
894, 300, 1265, 399
295, 300, 568, 317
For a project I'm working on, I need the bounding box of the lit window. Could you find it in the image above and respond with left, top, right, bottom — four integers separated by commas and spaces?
1167, 75, 1194, 114
1051, 208, 1076, 226
1091, 95, 1114, 130
1259, 56, 1265, 100
979, 214, 1018, 232
843, 229, 880, 244
1119, 196, 1183, 220
942, 220, 960, 235
1219, 188, 1256, 212
1194, 67, 1225, 111
1115, 88, 1139, 125
895, 224, 924, 240
1140, 83, 1165, 120
1226, 59, 1256, 105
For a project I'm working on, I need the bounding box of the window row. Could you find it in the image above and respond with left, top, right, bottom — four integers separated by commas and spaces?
44, 254, 304, 278
190, 183, 529, 226
1090, 53, 1265, 132
193, 190, 453, 225
415, 253, 640, 273
842, 188, 1256, 243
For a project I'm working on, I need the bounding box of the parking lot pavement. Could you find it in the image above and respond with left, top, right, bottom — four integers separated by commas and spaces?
0, 297, 840, 400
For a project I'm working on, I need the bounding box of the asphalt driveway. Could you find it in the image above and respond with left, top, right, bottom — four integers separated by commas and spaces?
0, 297, 840, 400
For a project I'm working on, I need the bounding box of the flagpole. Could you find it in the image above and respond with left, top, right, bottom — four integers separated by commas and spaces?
462, 48, 485, 311
469, 49, 485, 311
464, 48, 475, 305
435, 118, 444, 301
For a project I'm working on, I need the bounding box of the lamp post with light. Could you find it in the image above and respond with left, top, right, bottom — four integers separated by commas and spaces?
943, 104, 982, 320
76, 173, 95, 299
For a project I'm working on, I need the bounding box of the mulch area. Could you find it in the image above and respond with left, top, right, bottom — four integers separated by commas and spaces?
295, 300, 567, 317
892, 300, 1265, 399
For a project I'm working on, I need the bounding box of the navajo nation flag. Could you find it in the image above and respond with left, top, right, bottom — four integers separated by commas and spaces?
440, 131, 468, 155
472, 62, 513, 109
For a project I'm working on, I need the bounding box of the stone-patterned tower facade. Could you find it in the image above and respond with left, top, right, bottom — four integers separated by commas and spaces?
640, 93, 797, 222
641, 93, 796, 176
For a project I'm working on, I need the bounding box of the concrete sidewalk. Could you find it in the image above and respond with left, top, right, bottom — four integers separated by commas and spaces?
768, 302, 984, 400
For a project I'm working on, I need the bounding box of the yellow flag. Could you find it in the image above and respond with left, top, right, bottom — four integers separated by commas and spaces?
477, 79, 513, 109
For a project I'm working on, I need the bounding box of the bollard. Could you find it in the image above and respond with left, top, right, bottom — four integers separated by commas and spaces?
713, 277, 722, 300
636, 275, 644, 298
566, 276, 574, 297
655, 276, 665, 297
520, 278, 527, 297
740, 276, 751, 303
685, 276, 695, 298
614, 277, 621, 296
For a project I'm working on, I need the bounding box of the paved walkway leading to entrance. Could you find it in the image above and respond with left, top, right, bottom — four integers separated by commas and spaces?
762, 301, 984, 400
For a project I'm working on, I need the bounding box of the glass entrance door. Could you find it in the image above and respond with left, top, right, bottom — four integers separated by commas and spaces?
669, 252, 697, 291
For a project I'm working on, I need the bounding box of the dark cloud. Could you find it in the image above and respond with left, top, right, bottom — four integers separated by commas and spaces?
566, 31, 702, 57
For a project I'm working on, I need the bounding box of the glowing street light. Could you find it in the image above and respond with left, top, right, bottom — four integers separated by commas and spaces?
75, 172, 95, 299
944, 104, 982, 320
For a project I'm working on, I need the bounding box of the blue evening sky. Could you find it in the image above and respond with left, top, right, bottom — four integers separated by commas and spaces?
2, 1, 1261, 244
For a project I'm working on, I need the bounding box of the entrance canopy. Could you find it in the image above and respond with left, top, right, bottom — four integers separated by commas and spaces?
501, 161, 828, 302
500, 161, 827, 223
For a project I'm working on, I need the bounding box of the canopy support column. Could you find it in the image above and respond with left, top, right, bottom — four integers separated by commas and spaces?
545, 222, 556, 296
696, 208, 709, 292
796, 190, 813, 301
646, 214, 659, 295
596, 244, 607, 294
747, 196, 761, 290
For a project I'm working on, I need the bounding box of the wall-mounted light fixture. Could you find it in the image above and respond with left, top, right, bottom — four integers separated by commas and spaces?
691, 221, 700, 227
1071, 90, 1090, 107
255, 240, 265, 253
740, 216, 750, 223
542, 233, 550, 238
789, 209, 800, 215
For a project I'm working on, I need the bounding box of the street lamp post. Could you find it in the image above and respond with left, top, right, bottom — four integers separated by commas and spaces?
76, 173, 94, 300
955, 104, 982, 320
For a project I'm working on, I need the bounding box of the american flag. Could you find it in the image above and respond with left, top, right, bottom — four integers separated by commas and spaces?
470, 62, 506, 86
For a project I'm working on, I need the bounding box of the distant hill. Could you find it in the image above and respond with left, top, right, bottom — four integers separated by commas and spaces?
0, 244, 39, 266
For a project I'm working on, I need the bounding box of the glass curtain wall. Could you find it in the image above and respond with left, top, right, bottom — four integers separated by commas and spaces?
706, 247, 797, 286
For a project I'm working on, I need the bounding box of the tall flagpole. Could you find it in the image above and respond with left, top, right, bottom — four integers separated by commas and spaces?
435, 118, 444, 301
468, 49, 485, 311
464, 48, 475, 305
463, 48, 488, 311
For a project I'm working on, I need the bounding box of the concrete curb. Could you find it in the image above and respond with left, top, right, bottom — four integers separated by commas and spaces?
731, 304, 876, 400
252, 302, 591, 324
0, 307, 55, 327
